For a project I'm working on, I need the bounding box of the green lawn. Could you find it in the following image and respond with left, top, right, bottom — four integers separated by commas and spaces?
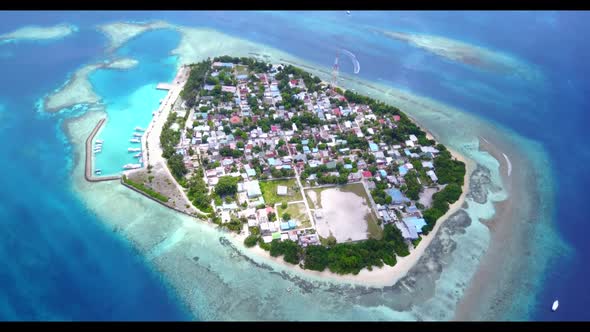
277, 202, 311, 229
260, 179, 302, 205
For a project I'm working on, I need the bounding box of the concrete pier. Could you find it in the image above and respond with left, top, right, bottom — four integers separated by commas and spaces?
85, 118, 120, 183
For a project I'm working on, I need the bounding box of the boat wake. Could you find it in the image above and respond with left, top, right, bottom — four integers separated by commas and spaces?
502, 152, 512, 176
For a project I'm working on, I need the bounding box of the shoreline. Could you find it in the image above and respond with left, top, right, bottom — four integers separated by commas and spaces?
51, 22, 557, 320
453, 135, 516, 320
227, 147, 474, 287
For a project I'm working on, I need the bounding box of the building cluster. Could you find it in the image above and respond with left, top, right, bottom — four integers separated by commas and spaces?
171, 59, 446, 246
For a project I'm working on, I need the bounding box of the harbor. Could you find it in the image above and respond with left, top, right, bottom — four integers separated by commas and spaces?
84, 118, 120, 182
90, 82, 169, 176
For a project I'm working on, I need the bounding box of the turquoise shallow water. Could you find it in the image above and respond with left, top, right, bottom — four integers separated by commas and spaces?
1, 11, 589, 320
90, 29, 179, 176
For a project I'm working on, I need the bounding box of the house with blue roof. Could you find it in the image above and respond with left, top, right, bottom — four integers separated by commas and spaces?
407, 205, 420, 214
268, 158, 276, 166
386, 188, 410, 204
379, 169, 387, 177
404, 216, 427, 233
369, 143, 379, 152
399, 165, 408, 176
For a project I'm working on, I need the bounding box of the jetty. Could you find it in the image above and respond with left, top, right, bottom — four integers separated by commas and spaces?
156, 83, 174, 90
84, 118, 120, 183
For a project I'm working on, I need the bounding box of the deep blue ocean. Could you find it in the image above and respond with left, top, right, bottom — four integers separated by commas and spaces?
0, 11, 589, 320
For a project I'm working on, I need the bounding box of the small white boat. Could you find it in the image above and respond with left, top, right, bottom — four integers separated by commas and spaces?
95, 139, 104, 144
130, 138, 141, 143
123, 163, 142, 170
346, 10, 351, 15
128, 148, 141, 152
133, 133, 142, 137
552, 300, 559, 312
94, 169, 102, 175
134, 152, 142, 158
135, 126, 145, 131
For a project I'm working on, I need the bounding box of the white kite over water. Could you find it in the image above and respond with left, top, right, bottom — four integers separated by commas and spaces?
340, 48, 360, 74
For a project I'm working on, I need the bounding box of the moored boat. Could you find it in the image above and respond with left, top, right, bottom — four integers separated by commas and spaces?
95, 139, 104, 144
128, 147, 141, 152
135, 126, 145, 131
133, 133, 142, 137
552, 300, 559, 312
123, 163, 142, 170
130, 138, 140, 143
134, 152, 142, 158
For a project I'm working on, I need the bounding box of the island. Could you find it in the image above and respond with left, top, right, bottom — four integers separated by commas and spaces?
123, 55, 466, 276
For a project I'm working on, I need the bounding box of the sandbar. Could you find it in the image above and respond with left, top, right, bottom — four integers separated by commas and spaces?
98, 20, 172, 52
0, 23, 77, 43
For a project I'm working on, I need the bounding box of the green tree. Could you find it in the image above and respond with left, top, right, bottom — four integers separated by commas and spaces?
244, 235, 259, 248
214, 176, 239, 197
168, 153, 187, 180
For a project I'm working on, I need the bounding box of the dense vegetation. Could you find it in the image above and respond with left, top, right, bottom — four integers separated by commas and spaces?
269, 239, 301, 264
244, 235, 259, 248
344, 90, 432, 146
248, 223, 408, 275
168, 153, 188, 180
421, 147, 466, 234
214, 176, 239, 197
180, 60, 211, 108
122, 175, 169, 203
186, 168, 213, 213
403, 170, 422, 201
160, 112, 182, 160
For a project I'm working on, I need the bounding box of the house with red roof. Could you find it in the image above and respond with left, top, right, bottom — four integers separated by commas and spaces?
393, 115, 401, 122
362, 171, 373, 179
230, 116, 241, 125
